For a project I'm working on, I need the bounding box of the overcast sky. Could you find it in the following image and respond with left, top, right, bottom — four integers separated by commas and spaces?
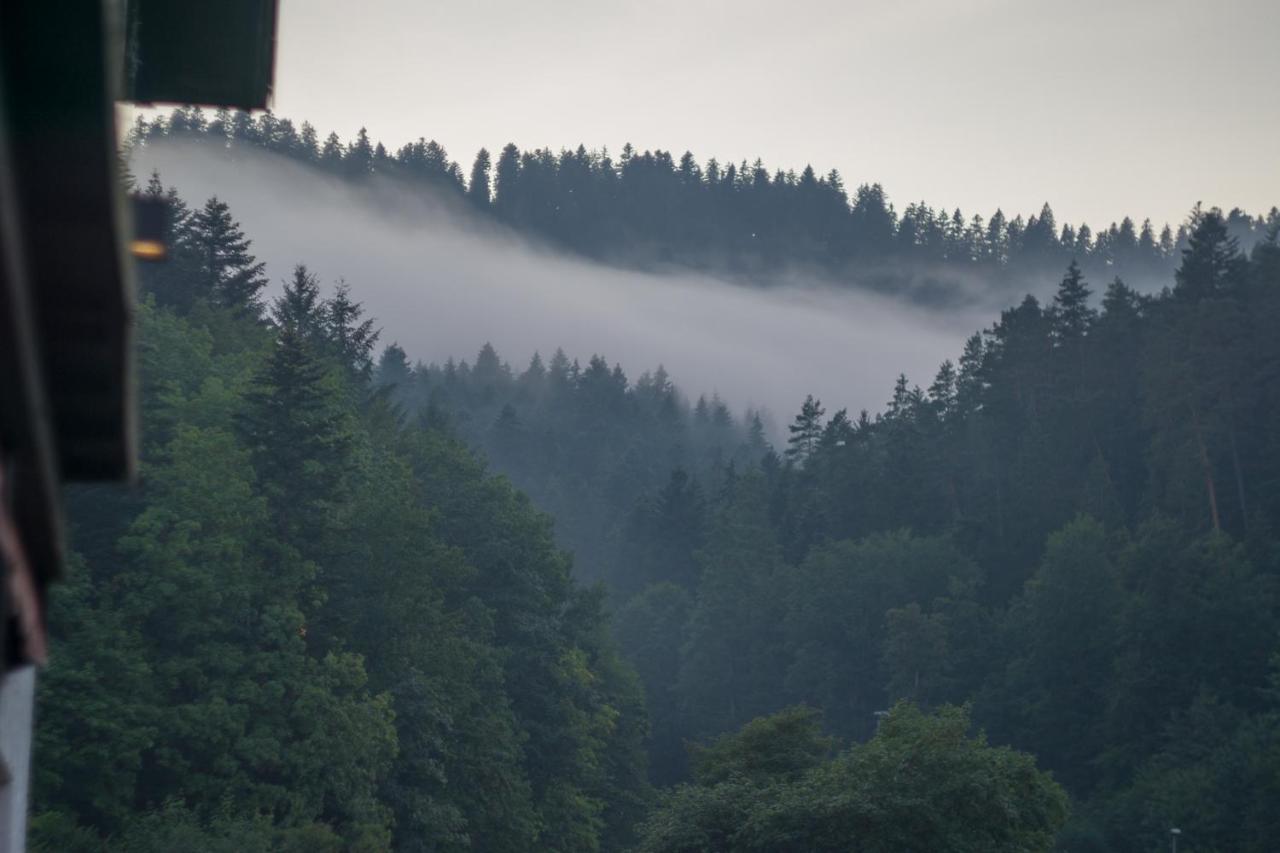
265, 0, 1280, 230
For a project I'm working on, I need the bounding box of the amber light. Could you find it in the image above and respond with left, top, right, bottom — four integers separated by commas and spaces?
130, 195, 169, 263
129, 238, 166, 261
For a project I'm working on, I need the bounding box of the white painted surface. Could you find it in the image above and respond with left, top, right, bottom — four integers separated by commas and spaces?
0, 666, 35, 853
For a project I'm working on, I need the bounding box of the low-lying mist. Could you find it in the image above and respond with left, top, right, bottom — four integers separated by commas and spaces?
134, 140, 997, 424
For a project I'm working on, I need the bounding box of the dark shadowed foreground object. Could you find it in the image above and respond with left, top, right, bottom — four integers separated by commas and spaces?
129, 194, 169, 261
0, 1, 276, 849
125, 0, 278, 109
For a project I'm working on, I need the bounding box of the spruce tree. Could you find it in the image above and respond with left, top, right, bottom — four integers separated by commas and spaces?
320, 132, 345, 171
494, 143, 521, 217
187, 196, 268, 315
468, 148, 492, 206
298, 122, 320, 161
238, 320, 353, 547
272, 264, 325, 339
374, 343, 413, 392
346, 127, 374, 178
324, 281, 379, 379
1049, 260, 1095, 344
1175, 208, 1247, 299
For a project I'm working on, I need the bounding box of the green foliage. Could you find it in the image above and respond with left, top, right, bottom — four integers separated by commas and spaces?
785, 531, 980, 739
1108, 690, 1280, 853
634, 703, 1067, 853
614, 583, 693, 785
36, 210, 650, 851
187, 196, 268, 314
678, 474, 788, 738
986, 516, 1123, 791
329, 208, 1276, 852
85, 147, 1280, 852
689, 706, 834, 786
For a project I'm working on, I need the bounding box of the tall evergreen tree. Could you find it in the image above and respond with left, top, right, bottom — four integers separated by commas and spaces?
187, 197, 268, 315
324, 281, 379, 379
1048, 260, 1095, 344
238, 319, 354, 547
468, 148, 492, 207
785, 395, 825, 462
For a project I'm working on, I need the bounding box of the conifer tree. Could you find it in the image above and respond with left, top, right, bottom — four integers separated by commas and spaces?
374, 342, 413, 394
239, 305, 354, 547
272, 264, 325, 338
187, 196, 268, 315
786, 395, 825, 462
494, 143, 521, 217
468, 148, 492, 206
324, 281, 379, 379
320, 131, 345, 171
1049, 260, 1095, 344
346, 127, 374, 178
207, 107, 231, 140
1175, 208, 1247, 299
298, 121, 320, 161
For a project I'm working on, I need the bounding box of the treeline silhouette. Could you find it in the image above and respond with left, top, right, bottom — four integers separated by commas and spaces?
130, 106, 1280, 302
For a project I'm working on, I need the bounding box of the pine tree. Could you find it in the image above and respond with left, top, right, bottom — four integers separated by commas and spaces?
207, 107, 231, 140
1175, 208, 1247, 299
468, 148, 492, 206
230, 109, 258, 143
374, 343, 413, 392
346, 127, 374, 178
786, 395, 825, 462
187, 197, 268, 315
273, 264, 325, 338
927, 361, 958, 418
494, 143, 521, 218
321, 132, 345, 171
1049, 260, 1095, 345
324, 281, 380, 379
299, 122, 320, 161
986, 209, 1008, 263
238, 319, 354, 546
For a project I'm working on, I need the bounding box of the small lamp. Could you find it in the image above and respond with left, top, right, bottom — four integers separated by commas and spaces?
129, 194, 168, 261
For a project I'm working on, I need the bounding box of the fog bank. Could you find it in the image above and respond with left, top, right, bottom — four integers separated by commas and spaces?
134, 141, 993, 423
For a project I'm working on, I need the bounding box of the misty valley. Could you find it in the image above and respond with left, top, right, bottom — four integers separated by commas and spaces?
30, 111, 1280, 852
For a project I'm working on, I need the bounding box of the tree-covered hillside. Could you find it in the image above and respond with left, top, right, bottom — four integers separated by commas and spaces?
129, 106, 1280, 304
32, 180, 650, 852
41, 147, 1280, 852
372, 207, 1280, 850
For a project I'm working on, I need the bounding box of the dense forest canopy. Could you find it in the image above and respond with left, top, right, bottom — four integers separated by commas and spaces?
31, 116, 1280, 852
34, 177, 650, 852
131, 106, 1280, 305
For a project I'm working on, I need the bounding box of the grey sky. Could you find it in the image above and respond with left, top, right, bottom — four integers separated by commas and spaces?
269, 0, 1280, 229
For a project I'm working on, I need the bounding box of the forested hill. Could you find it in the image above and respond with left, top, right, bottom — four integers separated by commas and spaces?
33, 179, 651, 850
38, 154, 1280, 851
129, 107, 1280, 304
374, 207, 1280, 850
